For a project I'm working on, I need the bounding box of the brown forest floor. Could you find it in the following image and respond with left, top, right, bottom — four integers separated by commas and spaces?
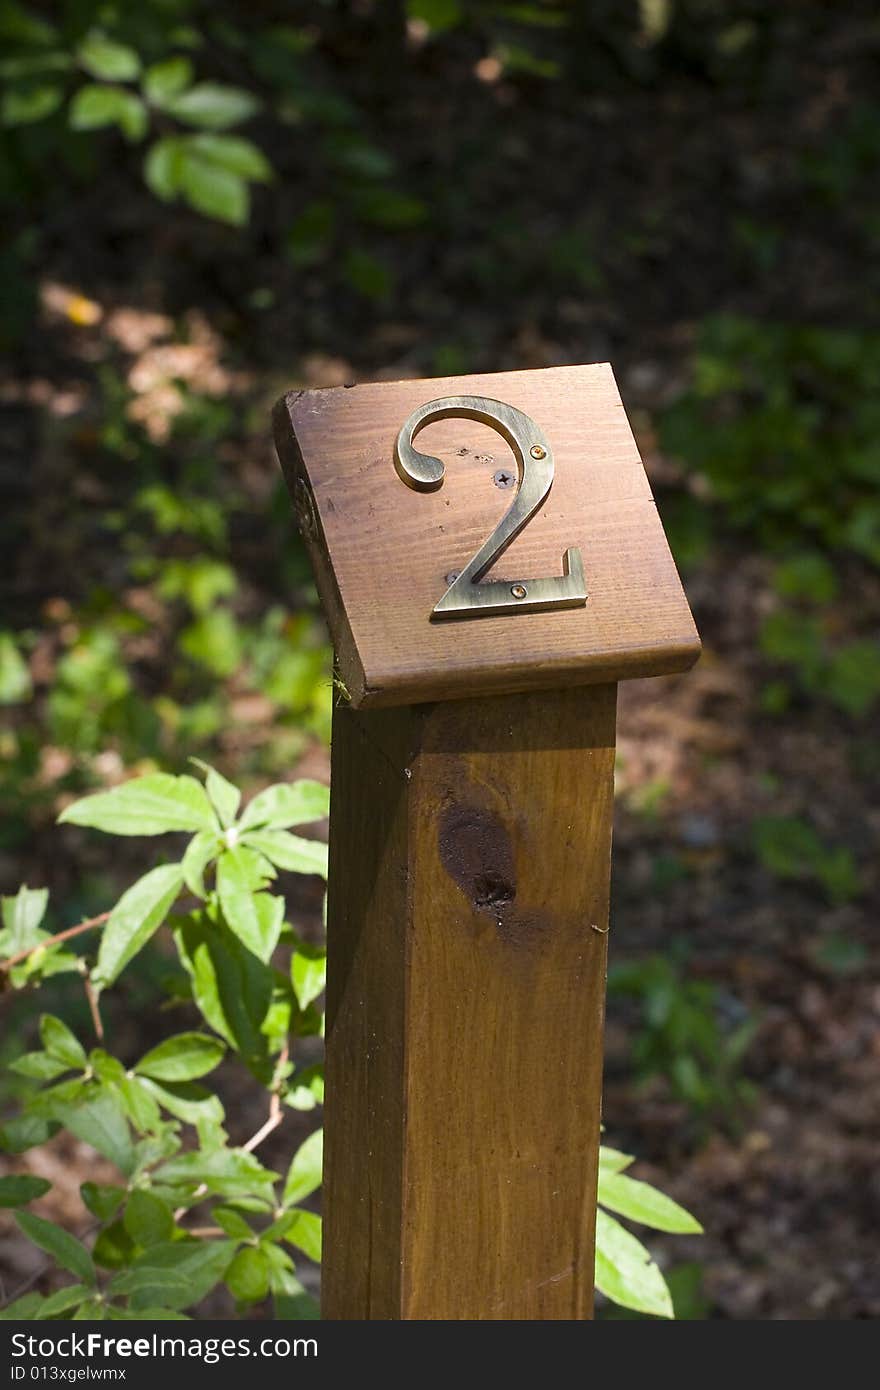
2, 10, 879, 1319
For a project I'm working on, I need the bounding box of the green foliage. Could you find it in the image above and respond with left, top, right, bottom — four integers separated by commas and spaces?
662, 317, 880, 565
594, 1145, 701, 1319
0, 764, 329, 1320
664, 318, 880, 720
752, 816, 860, 906
0, 763, 695, 1320
609, 954, 757, 1123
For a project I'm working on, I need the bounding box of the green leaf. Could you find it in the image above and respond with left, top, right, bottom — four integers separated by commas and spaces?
40, 1014, 87, 1070
106, 1308, 190, 1320
594, 1209, 673, 1319
1, 885, 49, 953
144, 135, 184, 201
15, 1211, 96, 1286
216, 847, 279, 960
180, 830, 217, 900
290, 942, 326, 1011
115, 1076, 162, 1134
136, 1032, 225, 1082
59, 773, 214, 836
34, 1284, 93, 1318
0, 1114, 58, 1154
92, 1220, 135, 1270
270, 1264, 319, 1319
753, 815, 822, 880
52, 1093, 133, 1176
353, 186, 427, 229
124, 1190, 174, 1247
598, 1171, 702, 1234
184, 133, 271, 181
72, 1299, 104, 1318
69, 84, 147, 141
285, 1063, 323, 1111
110, 1239, 234, 1312
1, 83, 62, 126
240, 780, 329, 832
180, 157, 248, 225
407, 0, 462, 33
826, 640, 880, 718
286, 200, 334, 268
10, 1051, 70, 1081
225, 1246, 270, 1303
243, 829, 328, 879
196, 761, 241, 827
137, 1077, 224, 1126
163, 82, 259, 129
0, 632, 32, 702
174, 914, 274, 1075
0, 1175, 51, 1206
274, 1284, 320, 1320
155, 1147, 278, 1200
93, 863, 184, 988
80, 1183, 125, 1222
0, 1293, 43, 1320
342, 248, 391, 302
282, 1128, 323, 1207
283, 1209, 321, 1262
598, 1146, 635, 1174
143, 56, 192, 104
211, 1206, 253, 1239
180, 606, 243, 672
78, 31, 141, 81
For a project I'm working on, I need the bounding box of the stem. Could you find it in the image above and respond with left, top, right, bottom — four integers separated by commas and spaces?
1, 912, 110, 972
174, 1043, 289, 1220
1, 893, 200, 975
241, 1111, 283, 1155
83, 973, 104, 1041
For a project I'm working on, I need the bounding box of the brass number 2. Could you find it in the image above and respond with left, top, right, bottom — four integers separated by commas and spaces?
394, 395, 588, 621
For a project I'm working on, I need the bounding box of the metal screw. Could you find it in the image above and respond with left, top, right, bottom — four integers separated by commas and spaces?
510, 583, 528, 600
493, 469, 515, 489
445, 571, 460, 586
530, 444, 546, 460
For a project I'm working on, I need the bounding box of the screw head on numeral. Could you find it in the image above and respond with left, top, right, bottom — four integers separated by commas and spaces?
510, 583, 528, 600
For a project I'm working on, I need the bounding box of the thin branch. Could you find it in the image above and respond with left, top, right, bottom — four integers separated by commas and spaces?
174, 1043, 289, 1220
2, 892, 200, 975
1, 912, 110, 972
242, 1111, 283, 1155
83, 973, 104, 1041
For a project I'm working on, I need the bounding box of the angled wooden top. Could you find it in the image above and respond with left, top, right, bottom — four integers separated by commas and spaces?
273, 363, 700, 709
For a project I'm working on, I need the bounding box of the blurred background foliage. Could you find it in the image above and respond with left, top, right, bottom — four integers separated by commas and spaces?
2, 0, 879, 1318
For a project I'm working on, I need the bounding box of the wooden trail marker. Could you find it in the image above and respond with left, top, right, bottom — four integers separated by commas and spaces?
274, 364, 699, 1319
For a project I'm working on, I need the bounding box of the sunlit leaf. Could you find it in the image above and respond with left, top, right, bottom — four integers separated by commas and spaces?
59, 774, 214, 836
282, 1128, 323, 1207
93, 863, 184, 988
594, 1209, 673, 1319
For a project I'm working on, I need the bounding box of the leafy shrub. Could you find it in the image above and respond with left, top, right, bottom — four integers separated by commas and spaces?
752, 816, 860, 906
609, 954, 756, 1123
661, 316, 880, 565
1, 766, 328, 1320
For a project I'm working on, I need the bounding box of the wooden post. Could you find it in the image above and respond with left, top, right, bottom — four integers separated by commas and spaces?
274, 364, 699, 1320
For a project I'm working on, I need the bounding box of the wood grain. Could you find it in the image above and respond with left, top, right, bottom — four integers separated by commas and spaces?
321, 684, 616, 1319
274, 363, 700, 709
